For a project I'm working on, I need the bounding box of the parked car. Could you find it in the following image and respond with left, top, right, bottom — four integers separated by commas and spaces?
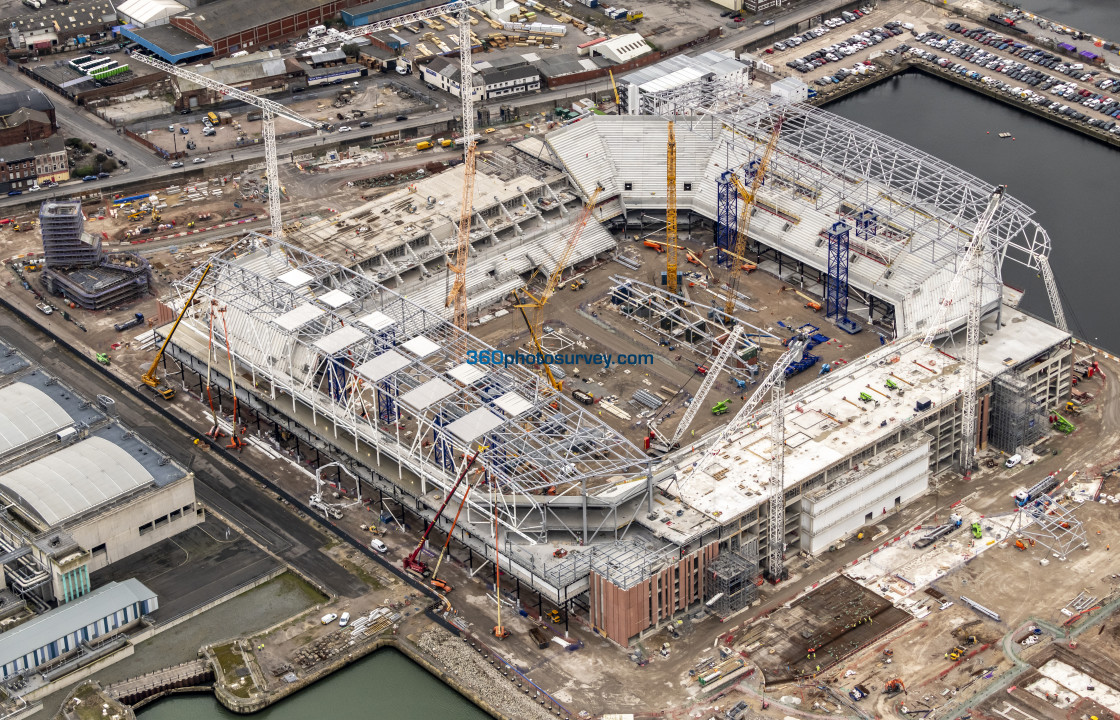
320, 613, 338, 625
337, 125, 351, 132
192, 157, 206, 164
339, 612, 351, 627
763, 19, 774, 25
6, 190, 20, 196
395, 115, 408, 121
370, 538, 388, 553
105, 148, 114, 156
98, 172, 110, 178
82, 175, 98, 182
359, 121, 372, 128
170, 161, 184, 168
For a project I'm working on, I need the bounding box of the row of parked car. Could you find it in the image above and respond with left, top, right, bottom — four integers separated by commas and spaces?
769, 8, 878, 54
913, 28, 1120, 133
944, 23, 1097, 80
782, 20, 911, 74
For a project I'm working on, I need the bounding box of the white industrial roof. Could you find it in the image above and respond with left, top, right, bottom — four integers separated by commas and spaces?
318, 289, 354, 308
357, 311, 395, 332
494, 391, 533, 417
0, 382, 72, 455
401, 335, 440, 359
355, 350, 410, 383
446, 362, 486, 385
0, 436, 154, 526
596, 33, 651, 63
116, 0, 186, 24
314, 325, 365, 355
273, 302, 325, 332
278, 269, 314, 288
399, 378, 456, 411
446, 408, 504, 443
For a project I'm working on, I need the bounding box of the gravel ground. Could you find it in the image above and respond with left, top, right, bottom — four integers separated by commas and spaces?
416, 629, 559, 720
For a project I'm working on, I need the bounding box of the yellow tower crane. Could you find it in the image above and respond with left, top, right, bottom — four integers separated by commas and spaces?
666, 120, 679, 295
445, 140, 477, 334
724, 118, 783, 316
514, 184, 604, 390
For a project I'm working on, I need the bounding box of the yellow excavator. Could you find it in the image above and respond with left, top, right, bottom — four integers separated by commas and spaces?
141, 263, 211, 399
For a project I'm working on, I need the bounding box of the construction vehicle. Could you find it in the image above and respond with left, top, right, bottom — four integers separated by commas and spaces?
1014, 538, 1027, 551
402, 446, 483, 578
417, 140, 434, 150
141, 263, 211, 400
725, 118, 783, 314
971, 522, 982, 539
570, 277, 587, 291
884, 679, 905, 695
859, 391, 873, 402
546, 608, 561, 623
95, 352, 111, 366
430, 578, 453, 593
626, 10, 643, 20
849, 684, 870, 701
712, 399, 730, 415
114, 312, 145, 331
945, 646, 964, 661
608, 69, 621, 114
885, 378, 898, 391
643, 239, 665, 253
1052, 414, 1075, 433
513, 184, 603, 390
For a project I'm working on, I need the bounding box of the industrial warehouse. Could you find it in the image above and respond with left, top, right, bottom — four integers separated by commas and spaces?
141, 80, 1074, 647
0, 338, 196, 681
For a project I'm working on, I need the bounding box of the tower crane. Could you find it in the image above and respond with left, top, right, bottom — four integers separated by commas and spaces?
682, 332, 809, 580
666, 121, 680, 294
649, 326, 743, 454
130, 54, 324, 241
918, 186, 1005, 471
443, 0, 480, 334
724, 119, 783, 316
513, 184, 604, 390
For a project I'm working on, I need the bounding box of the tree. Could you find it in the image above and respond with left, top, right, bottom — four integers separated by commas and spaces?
342, 43, 359, 58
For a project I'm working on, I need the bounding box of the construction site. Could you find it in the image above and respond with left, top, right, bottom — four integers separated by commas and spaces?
5, 11, 1120, 717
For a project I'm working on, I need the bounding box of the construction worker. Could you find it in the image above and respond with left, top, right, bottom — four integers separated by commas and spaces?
807, 647, 816, 659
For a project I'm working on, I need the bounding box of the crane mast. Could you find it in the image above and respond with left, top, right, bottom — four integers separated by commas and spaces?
725, 119, 782, 315
445, 2, 477, 335
666, 121, 679, 294
130, 54, 321, 241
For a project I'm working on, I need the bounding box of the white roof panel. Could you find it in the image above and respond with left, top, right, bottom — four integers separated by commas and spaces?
355, 350, 410, 382
445, 408, 505, 443
319, 289, 354, 308
273, 302, 325, 332
493, 391, 533, 418
278, 269, 314, 288
446, 362, 487, 385
399, 378, 456, 411
401, 335, 440, 359
357, 311, 396, 332
314, 325, 366, 355
0, 383, 72, 455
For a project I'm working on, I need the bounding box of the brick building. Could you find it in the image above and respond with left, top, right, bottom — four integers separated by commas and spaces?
0, 90, 57, 146
169, 0, 368, 56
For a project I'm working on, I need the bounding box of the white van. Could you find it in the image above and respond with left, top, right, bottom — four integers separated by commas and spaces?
370, 538, 388, 553
1005, 454, 1022, 468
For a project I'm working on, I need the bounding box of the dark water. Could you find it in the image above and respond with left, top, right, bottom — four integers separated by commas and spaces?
1012, 0, 1120, 41
826, 70, 1120, 353
137, 649, 491, 720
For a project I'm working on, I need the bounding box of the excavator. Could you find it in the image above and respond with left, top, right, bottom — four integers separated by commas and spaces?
884, 679, 905, 695
402, 446, 484, 578
141, 263, 211, 400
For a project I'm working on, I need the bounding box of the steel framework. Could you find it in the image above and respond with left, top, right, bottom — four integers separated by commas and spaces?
168, 235, 651, 543
1012, 494, 1088, 561
824, 220, 850, 323
989, 371, 1045, 454
715, 171, 737, 268
637, 82, 1066, 332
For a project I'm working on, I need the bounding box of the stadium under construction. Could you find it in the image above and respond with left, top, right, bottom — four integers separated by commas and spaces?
151, 89, 1073, 646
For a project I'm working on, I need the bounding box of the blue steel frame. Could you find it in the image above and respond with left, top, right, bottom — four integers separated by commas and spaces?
825, 221, 851, 321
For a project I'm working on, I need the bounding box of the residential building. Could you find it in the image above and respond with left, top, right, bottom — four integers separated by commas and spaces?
422, 56, 540, 100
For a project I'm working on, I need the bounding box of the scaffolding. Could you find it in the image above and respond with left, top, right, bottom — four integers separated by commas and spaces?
705, 540, 759, 618
1012, 493, 1088, 561
989, 370, 1046, 454
715, 170, 737, 268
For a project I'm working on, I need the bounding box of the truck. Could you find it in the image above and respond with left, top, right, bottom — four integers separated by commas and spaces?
626, 10, 642, 20
416, 140, 434, 150
36, 302, 52, 315
114, 312, 145, 331
207, 111, 219, 125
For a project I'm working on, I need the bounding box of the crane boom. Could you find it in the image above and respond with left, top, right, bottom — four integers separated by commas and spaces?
682, 333, 809, 487
666, 121, 679, 294
403, 446, 483, 577
608, 69, 622, 113
131, 54, 322, 241
725, 119, 782, 315
960, 186, 1005, 471
650, 326, 743, 453
515, 185, 603, 389
142, 263, 212, 399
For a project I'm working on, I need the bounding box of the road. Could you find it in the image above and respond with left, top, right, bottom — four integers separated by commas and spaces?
0, 305, 368, 599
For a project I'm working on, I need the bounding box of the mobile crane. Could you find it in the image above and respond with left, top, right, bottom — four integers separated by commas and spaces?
141, 263, 211, 400
725, 119, 783, 315
402, 445, 484, 578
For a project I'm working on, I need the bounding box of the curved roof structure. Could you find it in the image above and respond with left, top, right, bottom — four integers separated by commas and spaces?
0, 436, 154, 527
0, 382, 72, 456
